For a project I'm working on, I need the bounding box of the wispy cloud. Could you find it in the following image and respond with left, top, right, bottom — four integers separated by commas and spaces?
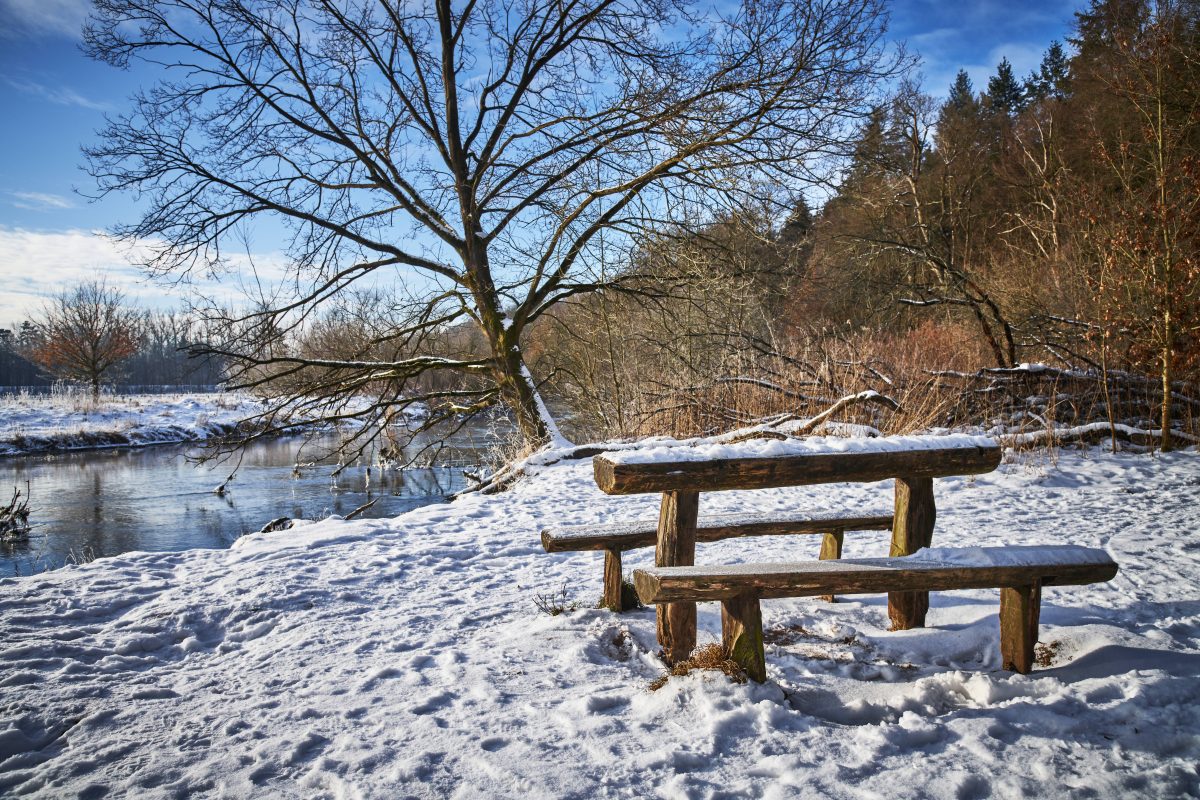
892, 0, 1079, 99
0, 227, 291, 323
0, 0, 90, 39
8, 191, 75, 211
2, 77, 112, 112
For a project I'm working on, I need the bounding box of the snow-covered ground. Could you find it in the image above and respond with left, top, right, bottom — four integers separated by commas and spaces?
0, 392, 269, 456
1, 446, 1198, 798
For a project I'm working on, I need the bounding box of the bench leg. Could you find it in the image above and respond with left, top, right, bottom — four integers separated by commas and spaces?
888, 476, 936, 630
1000, 583, 1041, 674
656, 490, 699, 664
722, 595, 766, 683
602, 548, 628, 612
818, 528, 844, 602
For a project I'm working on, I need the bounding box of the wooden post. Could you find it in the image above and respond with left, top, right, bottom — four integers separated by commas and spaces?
721, 594, 766, 683
999, 583, 1041, 674
818, 527, 844, 602
888, 476, 936, 630
602, 548, 625, 611
656, 490, 699, 664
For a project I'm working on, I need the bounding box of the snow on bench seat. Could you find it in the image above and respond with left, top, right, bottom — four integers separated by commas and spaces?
632, 545, 1119, 681
633, 545, 1117, 602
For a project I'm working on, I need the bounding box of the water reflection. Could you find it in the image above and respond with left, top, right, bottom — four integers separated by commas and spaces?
0, 425, 494, 578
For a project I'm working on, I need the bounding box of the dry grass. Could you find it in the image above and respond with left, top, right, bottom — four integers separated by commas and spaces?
533, 583, 581, 616
1035, 640, 1062, 668
648, 643, 747, 690
608, 323, 1198, 448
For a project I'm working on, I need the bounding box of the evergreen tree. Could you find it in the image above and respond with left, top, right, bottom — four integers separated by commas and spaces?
777, 198, 813, 249
1024, 41, 1071, 102
776, 197, 814, 274
842, 106, 891, 186
947, 70, 977, 111
986, 58, 1025, 114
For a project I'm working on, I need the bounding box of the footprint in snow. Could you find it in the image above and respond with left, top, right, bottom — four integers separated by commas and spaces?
410, 691, 455, 715
286, 731, 330, 765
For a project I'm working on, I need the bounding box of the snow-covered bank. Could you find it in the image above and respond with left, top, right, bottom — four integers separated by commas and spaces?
1, 448, 1198, 797
0, 393, 270, 456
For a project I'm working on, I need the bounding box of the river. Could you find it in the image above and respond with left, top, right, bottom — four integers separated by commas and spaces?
0, 425, 498, 577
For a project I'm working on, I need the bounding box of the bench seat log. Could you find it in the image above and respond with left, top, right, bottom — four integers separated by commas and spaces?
634, 554, 1117, 603
633, 547, 1117, 680
593, 443, 1002, 496
541, 511, 894, 553
543, 512, 893, 614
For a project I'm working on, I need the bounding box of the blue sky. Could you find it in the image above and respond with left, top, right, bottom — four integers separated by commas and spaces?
0, 0, 1086, 324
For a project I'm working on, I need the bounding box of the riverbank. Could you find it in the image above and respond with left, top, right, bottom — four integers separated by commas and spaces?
0, 392, 269, 456
0, 442, 1196, 797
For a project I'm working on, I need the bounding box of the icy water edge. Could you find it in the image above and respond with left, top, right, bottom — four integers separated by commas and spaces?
0, 427, 494, 577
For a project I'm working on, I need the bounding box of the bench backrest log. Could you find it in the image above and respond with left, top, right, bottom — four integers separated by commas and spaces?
592, 443, 1003, 495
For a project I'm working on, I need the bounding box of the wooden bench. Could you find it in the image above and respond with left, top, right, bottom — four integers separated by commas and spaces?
541, 511, 894, 611
633, 545, 1119, 681
592, 437, 1003, 663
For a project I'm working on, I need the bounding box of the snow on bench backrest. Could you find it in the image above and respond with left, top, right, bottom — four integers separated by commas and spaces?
602, 433, 997, 465
593, 434, 1002, 494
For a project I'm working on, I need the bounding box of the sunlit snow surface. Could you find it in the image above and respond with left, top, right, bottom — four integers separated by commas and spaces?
0, 393, 268, 455
2, 448, 1199, 797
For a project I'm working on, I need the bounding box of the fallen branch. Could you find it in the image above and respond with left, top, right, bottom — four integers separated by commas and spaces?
0, 483, 32, 540
997, 422, 1200, 449
345, 497, 380, 520
717, 390, 900, 444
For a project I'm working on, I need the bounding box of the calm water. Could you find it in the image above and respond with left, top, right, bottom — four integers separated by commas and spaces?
0, 426, 497, 577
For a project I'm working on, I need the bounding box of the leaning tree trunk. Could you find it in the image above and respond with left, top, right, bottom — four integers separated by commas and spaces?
466, 244, 556, 449
491, 334, 554, 447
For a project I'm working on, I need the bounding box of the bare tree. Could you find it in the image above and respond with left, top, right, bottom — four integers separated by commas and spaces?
84, 0, 900, 454
1070, 0, 1200, 451
30, 281, 140, 398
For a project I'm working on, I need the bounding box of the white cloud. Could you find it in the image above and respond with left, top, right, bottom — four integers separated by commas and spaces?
0, 0, 90, 39
8, 191, 75, 211
984, 42, 1047, 82
2, 77, 113, 111
0, 227, 291, 324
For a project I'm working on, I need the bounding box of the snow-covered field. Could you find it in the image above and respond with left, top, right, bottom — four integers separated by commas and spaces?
1, 446, 1198, 798
0, 392, 267, 455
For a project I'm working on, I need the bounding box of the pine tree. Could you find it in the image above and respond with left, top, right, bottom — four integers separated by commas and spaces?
947, 70, 977, 111
986, 58, 1025, 115
842, 106, 890, 186
776, 198, 814, 274
777, 198, 813, 249
1024, 41, 1071, 102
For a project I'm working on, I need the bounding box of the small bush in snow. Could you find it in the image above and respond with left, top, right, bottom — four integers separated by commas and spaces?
534, 583, 581, 616
648, 643, 747, 690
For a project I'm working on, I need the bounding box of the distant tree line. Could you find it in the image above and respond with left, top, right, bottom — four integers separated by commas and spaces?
0, 282, 225, 393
